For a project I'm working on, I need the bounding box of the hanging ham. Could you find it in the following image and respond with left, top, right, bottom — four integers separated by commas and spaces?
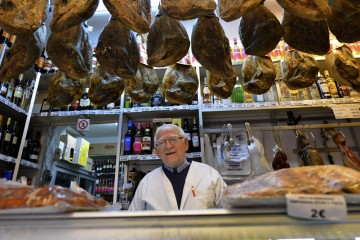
219, 0, 263, 22
161, 0, 216, 20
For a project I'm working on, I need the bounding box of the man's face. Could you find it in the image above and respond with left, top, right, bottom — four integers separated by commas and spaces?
154, 126, 188, 169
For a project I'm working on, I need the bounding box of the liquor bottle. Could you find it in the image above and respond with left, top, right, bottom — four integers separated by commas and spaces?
0, 81, 8, 98
335, 82, 344, 98
324, 70, 340, 98
233, 38, 242, 63
191, 117, 200, 152
133, 122, 143, 155
5, 78, 15, 102
309, 83, 321, 100
316, 72, 331, 99
20, 78, 33, 111
79, 88, 90, 110
112, 159, 116, 173
43, 57, 52, 74
124, 94, 132, 108
108, 159, 113, 173
6, 35, 16, 48
29, 132, 41, 163
9, 121, 18, 157
264, 83, 279, 102
91, 47, 97, 72
0, 28, 10, 45
231, 77, 244, 103
34, 48, 46, 73
22, 128, 33, 160
123, 120, 134, 155
40, 99, 51, 112
244, 90, 254, 103
340, 84, 351, 98
183, 118, 192, 153
203, 77, 212, 104
0, 115, 3, 148
106, 102, 115, 110
0, 117, 12, 155
12, 74, 24, 106
49, 63, 59, 74
70, 99, 79, 111
151, 89, 163, 107
213, 95, 221, 105
191, 92, 198, 105
277, 80, 291, 101
114, 99, 121, 109
142, 122, 152, 155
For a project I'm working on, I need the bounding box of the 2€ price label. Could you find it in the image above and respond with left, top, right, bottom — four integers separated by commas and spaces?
286, 194, 347, 221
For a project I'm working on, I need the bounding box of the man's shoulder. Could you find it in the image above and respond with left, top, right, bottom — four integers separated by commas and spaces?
191, 161, 217, 171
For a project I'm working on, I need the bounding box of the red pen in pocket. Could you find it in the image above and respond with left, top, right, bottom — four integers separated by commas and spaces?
192, 186, 196, 197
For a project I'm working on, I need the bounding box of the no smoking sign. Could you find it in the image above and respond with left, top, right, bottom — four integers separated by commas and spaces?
77, 118, 90, 131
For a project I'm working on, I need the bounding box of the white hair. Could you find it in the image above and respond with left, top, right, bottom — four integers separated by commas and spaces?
154, 124, 186, 144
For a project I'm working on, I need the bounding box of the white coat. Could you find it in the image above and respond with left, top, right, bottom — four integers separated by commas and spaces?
128, 161, 227, 211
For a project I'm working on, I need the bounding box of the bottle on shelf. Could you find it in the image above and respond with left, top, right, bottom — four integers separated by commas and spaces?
40, 99, 51, 113
213, 95, 221, 105
22, 128, 33, 160
5, 78, 15, 102
43, 57, 52, 74
191, 92, 198, 105
91, 47, 97, 72
9, 121, 18, 157
124, 94, 132, 108
264, 83, 279, 102
232, 38, 242, 63
151, 89, 163, 107
142, 122, 152, 155
183, 118, 192, 153
231, 77, 244, 103
0, 81, 8, 98
79, 87, 90, 110
0, 28, 10, 45
277, 80, 291, 101
29, 132, 41, 163
297, 88, 312, 101
340, 84, 351, 98
191, 117, 200, 152
309, 82, 321, 100
6, 35, 16, 48
203, 77, 212, 104
0, 117, 12, 156
0, 115, 3, 150
253, 94, 265, 103
34, 48, 46, 73
106, 101, 115, 110
324, 70, 340, 98
123, 120, 134, 155
244, 90, 254, 103
289, 89, 299, 101
49, 63, 59, 74
316, 72, 331, 99
70, 99, 79, 111
335, 81, 344, 98
12, 74, 24, 107
112, 159, 116, 173
20, 78, 33, 111
133, 122, 143, 155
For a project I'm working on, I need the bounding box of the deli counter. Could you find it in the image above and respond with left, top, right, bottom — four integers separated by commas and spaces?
1, 207, 360, 240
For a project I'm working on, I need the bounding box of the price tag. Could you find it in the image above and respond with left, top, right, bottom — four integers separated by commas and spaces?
281, 101, 292, 106
0, 97, 5, 103
343, 98, 354, 104
245, 103, 256, 108
129, 155, 139, 160
353, 98, 360, 103
203, 104, 213, 109
286, 194, 347, 220
331, 105, 360, 119
142, 107, 150, 112
235, 103, 245, 108
40, 112, 48, 116
150, 155, 158, 160
132, 108, 141, 112
189, 106, 198, 110
302, 100, 314, 105
214, 104, 224, 109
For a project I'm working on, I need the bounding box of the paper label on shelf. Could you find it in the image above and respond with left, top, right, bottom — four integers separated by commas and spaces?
286, 194, 347, 221
331, 105, 360, 119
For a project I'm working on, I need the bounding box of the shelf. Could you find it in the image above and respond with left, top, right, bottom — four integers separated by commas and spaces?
120, 152, 202, 162
96, 172, 116, 176
123, 105, 199, 120
0, 154, 40, 169
0, 96, 28, 118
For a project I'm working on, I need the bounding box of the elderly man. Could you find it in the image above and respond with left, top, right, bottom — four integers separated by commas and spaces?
128, 124, 226, 211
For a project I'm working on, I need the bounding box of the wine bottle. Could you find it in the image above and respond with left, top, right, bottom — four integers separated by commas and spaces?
191, 117, 200, 152
40, 99, 51, 112
231, 77, 244, 103
12, 74, 24, 107
124, 94, 132, 108
203, 78, 212, 104
123, 120, 134, 155
22, 128, 33, 160
79, 88, 90, 110
0, 117, 12, 155
91, 47, 97, 72
0, 28, 10, 45
0, 115, 3, 148
20, 78, 33, 111
49, 63, 59, 74
9, 121, 18, 157
43, 57, 52, 74
0, 81, 8, 98
232, 38, 242, 63
6, 35, 16, 48
34, 48, 46, 73
133, 122, 143, 155
317, 72, 331, 99
142, 122, 152, 155
29, 132, 41, 163
5, 78, 15, 102
183, 118, 192, 153
70, 99, 79, 111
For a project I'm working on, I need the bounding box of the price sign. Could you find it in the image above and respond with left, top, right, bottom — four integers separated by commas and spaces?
331, 105, 360, 119
286, 194, 347, 220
